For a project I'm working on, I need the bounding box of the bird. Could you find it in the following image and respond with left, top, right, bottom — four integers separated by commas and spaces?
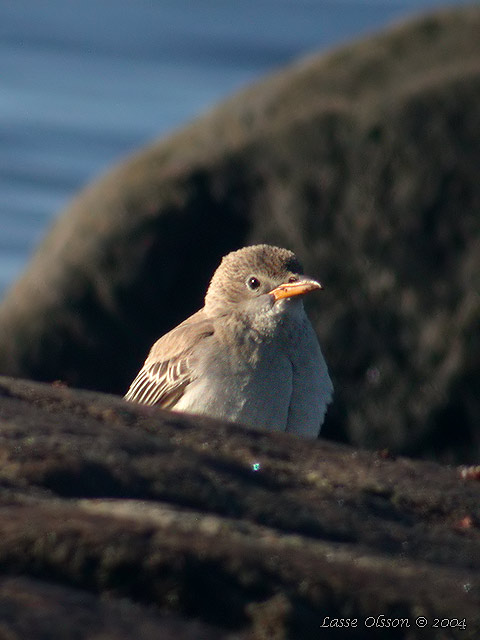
125, 244, 333, 437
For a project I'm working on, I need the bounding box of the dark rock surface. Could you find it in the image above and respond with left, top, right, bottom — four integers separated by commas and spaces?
0, 576, 230, 640
0, 7, 479, 462
0, 375, 479, 639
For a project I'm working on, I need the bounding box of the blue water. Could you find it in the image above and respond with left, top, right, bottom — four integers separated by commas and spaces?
0, 0, 471, 297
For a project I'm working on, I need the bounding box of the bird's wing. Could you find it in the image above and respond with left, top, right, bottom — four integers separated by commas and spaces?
124, 309, 214, 408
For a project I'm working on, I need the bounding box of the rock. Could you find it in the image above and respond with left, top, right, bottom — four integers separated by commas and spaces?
0, 7, 479, 461
0, 375, 479, 639
0, 577, 231, 640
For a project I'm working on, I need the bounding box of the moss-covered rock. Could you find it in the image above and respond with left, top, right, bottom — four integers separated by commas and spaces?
0, 375, 479, 639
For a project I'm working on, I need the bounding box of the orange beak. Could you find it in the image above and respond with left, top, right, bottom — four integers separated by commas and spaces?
269, 278, 323, 301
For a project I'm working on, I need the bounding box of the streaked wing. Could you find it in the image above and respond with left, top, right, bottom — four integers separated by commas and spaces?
124, 309, 214, 409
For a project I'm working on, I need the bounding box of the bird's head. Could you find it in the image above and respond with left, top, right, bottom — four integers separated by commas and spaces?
204, 244, 323, 319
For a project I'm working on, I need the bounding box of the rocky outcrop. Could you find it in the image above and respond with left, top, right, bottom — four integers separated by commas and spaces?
0, 7, 479, 461
0, 375, 479, 639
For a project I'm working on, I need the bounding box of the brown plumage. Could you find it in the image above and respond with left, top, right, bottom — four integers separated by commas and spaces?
125, 245, 333, 437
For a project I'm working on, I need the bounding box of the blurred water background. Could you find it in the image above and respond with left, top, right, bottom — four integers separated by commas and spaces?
0, 0, 470, 298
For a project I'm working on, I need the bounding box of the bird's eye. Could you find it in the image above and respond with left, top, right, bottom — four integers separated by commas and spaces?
288, 275, 298, 283
246, 276, 261, 290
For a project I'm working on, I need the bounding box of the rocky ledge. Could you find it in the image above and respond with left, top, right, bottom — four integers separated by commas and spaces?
0, 376, 478, 639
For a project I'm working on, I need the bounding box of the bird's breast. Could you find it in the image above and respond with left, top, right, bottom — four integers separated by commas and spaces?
174, 310, 330, 438
175, 336, 294, 431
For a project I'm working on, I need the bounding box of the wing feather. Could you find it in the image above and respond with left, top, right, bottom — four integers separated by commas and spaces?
125, 309, 214, 409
